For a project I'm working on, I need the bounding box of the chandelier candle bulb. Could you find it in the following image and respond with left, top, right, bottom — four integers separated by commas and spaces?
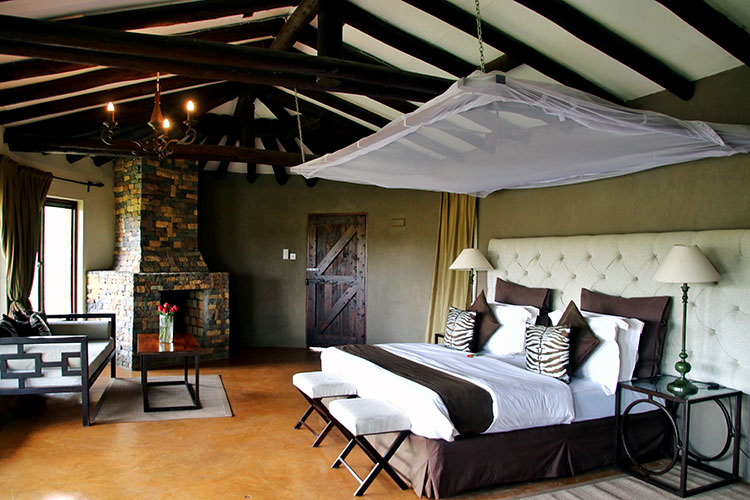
162, 118, 171, 130
186, 100, 195, 121
106, 102, 115, 123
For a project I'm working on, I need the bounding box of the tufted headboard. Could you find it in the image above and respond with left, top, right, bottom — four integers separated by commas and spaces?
486, 230, 750, 396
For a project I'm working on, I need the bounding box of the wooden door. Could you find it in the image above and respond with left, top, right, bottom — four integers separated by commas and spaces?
306, 214, 367, 347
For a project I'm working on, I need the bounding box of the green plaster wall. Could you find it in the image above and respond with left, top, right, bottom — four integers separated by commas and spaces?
198, 175, 440, 349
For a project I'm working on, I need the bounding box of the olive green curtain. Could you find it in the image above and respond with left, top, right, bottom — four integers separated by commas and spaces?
424, 193, 477, 342
0, 157, 53, 314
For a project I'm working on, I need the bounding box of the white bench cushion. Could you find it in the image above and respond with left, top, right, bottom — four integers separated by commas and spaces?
293, 371, 357, 399
329, 398, 411, 436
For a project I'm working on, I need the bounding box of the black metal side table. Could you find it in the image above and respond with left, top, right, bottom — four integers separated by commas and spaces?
616, 376, 742, 497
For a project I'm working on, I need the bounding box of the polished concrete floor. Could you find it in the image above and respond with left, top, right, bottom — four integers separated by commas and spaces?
0, 348, 616, 500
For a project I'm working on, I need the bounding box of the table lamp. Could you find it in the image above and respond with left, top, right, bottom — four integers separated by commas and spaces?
449, 248, 494, 303
653, 244, 720, 396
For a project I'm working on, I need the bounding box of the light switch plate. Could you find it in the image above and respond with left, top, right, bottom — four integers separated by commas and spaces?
289, 253, 296, 260
282, 249, 289, 260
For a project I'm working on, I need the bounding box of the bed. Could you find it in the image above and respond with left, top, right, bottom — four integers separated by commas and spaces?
319, 230, 750, 498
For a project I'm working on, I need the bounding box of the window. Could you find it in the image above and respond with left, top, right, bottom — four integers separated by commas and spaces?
30, 198, 78, 313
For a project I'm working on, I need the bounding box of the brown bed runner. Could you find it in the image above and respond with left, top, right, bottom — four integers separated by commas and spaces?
335, 344, 493, 434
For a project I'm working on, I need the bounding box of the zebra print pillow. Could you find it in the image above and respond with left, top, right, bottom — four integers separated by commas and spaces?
525, 325, 571, 382
444, 307, 476, 352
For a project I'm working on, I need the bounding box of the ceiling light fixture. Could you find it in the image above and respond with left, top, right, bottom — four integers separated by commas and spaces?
101, 73, 197, 160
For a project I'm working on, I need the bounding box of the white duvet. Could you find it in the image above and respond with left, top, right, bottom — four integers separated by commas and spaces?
320, 343, 575, 442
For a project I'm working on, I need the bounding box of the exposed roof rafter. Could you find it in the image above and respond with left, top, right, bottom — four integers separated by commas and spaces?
511, 0, 694, 100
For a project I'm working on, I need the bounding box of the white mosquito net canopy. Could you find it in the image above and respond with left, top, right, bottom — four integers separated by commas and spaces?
291, 71, 750, 198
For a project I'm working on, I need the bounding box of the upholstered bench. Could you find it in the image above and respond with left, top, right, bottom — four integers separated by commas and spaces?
292, 371, 357, 447
329, 398, 411, 496
0, 313, 117, 426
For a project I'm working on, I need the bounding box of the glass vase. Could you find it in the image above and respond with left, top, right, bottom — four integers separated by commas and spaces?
159, 314, 174, 343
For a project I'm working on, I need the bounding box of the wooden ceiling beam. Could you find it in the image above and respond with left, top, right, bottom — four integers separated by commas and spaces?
297, 25, 392, 68
296, 27, 423, 112
296, 89, 390, 128
61, 0, 293, 30
270, 0, 318, 51
318, 0, 343, 58
655, 0, 750, 67
401, 0, 622, 103
484, 54, 522, 73
263, 88, 372, 142
5, 135, 314, 165
233, 0, 318, 166
259, 137, 291, 185
0, 39, 436, 102
0, 75, 213, 126
342, 2, 475, 78
512, 0, 694, 100
196, 132, 224, 172
5, 81, 244, 139
259, 94, 352, 153
0, 17, 282, 84
0, 15, 450, 97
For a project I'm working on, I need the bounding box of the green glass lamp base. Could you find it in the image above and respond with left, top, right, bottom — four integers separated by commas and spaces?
667, 376, 698, 397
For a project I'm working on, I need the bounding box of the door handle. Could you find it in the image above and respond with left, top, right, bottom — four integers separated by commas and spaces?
306, 268, 319, 272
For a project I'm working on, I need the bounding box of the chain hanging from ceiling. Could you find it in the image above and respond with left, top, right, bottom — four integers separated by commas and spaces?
474, 0, 486, 73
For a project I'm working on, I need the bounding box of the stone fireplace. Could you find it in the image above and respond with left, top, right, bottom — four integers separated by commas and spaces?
87, 158, 230, 370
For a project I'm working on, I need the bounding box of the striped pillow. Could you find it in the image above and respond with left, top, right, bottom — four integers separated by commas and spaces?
444, 307, 476, 352
525, 325, 571, 382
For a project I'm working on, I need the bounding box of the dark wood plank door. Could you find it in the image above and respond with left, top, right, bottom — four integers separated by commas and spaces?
306, 214, 367, 347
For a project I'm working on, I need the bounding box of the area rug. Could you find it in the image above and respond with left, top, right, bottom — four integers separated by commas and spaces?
91, 375, 233, 424
516, 471, 750, 500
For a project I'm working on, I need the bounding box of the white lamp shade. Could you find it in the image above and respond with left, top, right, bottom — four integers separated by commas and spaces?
653, 245, 720, 284
449, 248, 494, 271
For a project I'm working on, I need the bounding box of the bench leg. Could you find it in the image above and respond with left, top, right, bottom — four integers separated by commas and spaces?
332, 438, 357, 469
355, 432, 410, 495
294, 404, 315, 429
82, 386, 91, 427
334, 431, 410, 496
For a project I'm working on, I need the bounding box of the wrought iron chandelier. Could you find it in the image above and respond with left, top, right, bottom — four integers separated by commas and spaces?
101, 73, 197, 159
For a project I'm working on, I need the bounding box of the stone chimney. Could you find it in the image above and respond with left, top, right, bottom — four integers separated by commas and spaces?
88, 158, 230, 370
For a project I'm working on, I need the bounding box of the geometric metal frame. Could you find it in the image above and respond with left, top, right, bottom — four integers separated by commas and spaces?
0, 312, 117, 426
0, 351, 44, 383
616, 376, 742, 498
140, 350, 201, 412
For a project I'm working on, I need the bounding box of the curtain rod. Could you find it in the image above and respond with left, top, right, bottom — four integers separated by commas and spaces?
52, 175, 104, 192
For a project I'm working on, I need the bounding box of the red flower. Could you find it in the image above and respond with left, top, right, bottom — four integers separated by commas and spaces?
170, 305, 178, 313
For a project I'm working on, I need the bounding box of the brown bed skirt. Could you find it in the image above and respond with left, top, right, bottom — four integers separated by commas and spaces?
373, 411, 666, 499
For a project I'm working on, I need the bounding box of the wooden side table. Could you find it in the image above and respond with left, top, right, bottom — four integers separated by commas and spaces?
137, 333, 203, 412
616, 375, 742, 497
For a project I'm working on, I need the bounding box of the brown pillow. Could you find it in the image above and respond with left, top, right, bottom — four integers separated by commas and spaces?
467, 290, 500, 352
555, 301, 600, 374
494, 278, 552, 325
580, 288, 672, 379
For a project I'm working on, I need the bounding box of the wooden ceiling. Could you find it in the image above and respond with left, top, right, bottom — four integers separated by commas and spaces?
0, 0, 748, 184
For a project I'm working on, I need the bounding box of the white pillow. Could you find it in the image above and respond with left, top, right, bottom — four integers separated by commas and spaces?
577, 315, 622, 395
582, 310, 644, 383
549, 307, 644, 385
482, 302, 540, 355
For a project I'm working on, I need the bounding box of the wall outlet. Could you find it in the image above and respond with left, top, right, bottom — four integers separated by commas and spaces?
289, 253, 296, 260
282, 248, 289, 260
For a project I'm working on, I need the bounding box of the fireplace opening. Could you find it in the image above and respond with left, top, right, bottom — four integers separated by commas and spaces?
159, 290, 205, 338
